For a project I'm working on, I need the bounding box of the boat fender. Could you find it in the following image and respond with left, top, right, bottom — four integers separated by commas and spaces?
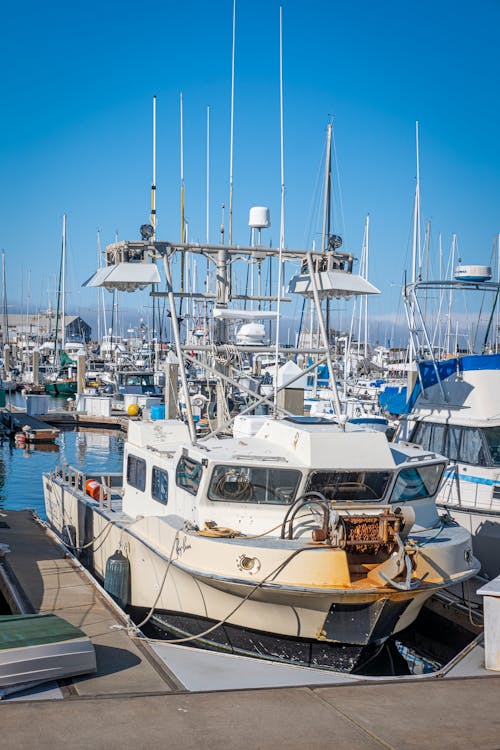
61, 524, 77, 549
85, 479, 107, 501
104, 550, 130, 609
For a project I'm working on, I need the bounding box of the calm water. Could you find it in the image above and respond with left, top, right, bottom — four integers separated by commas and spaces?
0, 393, 124, 519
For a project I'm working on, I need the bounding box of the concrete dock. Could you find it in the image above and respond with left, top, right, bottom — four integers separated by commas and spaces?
1, 509, 500, 749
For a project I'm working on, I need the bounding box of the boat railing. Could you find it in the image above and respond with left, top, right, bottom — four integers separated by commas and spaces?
56, 464, 123, 511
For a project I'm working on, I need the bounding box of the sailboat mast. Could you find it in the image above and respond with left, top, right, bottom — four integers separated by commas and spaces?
321, 123, 332, 251
97, 229, 102, 343
364, 214, 370, 359
61, 213, 67, 353
1, 251, 7, 349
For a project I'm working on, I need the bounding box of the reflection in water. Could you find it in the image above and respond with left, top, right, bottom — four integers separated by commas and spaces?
0, 393, 124, 519
0, 430, 124, 519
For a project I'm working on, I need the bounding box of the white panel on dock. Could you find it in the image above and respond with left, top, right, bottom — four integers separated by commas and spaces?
477, 577, 500, 671
149, 642, 358, 691
76, 395, 113, 417
26, 395, 50, 416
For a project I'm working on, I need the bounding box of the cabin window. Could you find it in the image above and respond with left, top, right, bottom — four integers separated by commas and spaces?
126, 454, 146, 492
176, 456, 203, 496
460, 429, 486, 466
410, 422, 446, 454
410, 422, 432, 449
411, 422, 489, 466
444, 425, 462, 462
208, 465, 301, 504
390, 463, 444, 502
306, 471, 391, 502
428, 424, 446, 455
484, 427, 500, 466
152, 466, 169, 505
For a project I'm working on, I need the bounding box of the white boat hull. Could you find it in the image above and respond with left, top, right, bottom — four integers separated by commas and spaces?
43, 474, 478, 669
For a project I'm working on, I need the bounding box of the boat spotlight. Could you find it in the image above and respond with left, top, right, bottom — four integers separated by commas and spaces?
328, 234, 343, 250
140, 223, 155, 240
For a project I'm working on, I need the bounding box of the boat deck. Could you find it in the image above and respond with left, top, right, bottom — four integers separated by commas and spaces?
1, 509, 500, 749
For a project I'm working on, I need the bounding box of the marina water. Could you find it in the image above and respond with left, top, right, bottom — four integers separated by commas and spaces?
0, 393, 124, 519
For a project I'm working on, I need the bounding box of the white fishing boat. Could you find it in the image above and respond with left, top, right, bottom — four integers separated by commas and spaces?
43, 222, 480, 671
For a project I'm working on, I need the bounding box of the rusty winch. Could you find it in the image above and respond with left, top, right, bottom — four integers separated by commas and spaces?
312, 507, 404, 554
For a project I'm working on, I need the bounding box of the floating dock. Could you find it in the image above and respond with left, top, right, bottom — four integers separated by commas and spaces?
0, 408, 131, 436
0, 411, 60, 442
0, 509, 500, 749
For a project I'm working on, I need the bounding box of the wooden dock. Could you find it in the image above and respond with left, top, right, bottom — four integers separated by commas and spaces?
0, 408, 131, 436
0, 411, 60, 442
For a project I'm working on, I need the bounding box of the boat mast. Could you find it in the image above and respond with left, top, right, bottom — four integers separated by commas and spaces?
97, 229, 102, 343
321, 124, 332, 252
363, 214, 370, 360
446, 233, 457, 354
151, 95, 157, 344
180, 91, 185, 301
62, 214, 66, 353
151, 96, 157, 240
229, 0, 236, 245
273, 5, 285, 414
1, 251, 8, 351
411, 121, 421, 286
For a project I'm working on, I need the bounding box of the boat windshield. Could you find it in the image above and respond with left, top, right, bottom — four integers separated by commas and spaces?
484, 427, 500, 466
390, 463, 444, 503
208, 465, 301, 505
123, 373, 154, 387
305, 471, 392, 502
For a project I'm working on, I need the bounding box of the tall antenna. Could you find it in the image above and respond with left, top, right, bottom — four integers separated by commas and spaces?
273, 5, 285, 414
229, 0, 236, 245
206, 105, 210, 244
97, 229, 101, 342
180, 91, 185, 295
151, 95, 157, 238
412, 121, 421, 284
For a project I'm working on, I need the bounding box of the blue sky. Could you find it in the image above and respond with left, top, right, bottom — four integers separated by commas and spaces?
1, 0, 499, 341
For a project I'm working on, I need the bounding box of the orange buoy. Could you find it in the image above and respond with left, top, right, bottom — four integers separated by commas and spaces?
85, 479, 106, 501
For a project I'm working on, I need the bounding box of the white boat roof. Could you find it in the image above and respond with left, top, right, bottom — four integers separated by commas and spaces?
127, 418, 424, 470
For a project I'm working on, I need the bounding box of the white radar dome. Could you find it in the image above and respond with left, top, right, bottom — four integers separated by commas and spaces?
248, 206, 271, 229
454, 265, 492, 282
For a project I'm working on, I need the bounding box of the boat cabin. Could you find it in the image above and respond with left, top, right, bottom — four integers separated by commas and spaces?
121, 417, 446, 534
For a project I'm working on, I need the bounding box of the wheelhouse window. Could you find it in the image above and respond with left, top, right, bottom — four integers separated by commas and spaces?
305, 471, 391, 502
208, 465, 301, 505
127, 454, 146, 492
176, 456, 203, 496
483, 427, 500, 466
390, 463, 444, 503
152, 466, 169, 505
411, 422, 488, 467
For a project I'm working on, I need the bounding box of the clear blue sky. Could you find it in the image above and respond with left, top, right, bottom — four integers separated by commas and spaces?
1, 0, 499, 340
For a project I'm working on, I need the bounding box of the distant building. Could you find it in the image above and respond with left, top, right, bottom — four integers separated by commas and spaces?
0, 313, 92, 345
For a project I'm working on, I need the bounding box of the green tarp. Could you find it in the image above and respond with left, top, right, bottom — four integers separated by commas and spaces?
0, 613, 86, 650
